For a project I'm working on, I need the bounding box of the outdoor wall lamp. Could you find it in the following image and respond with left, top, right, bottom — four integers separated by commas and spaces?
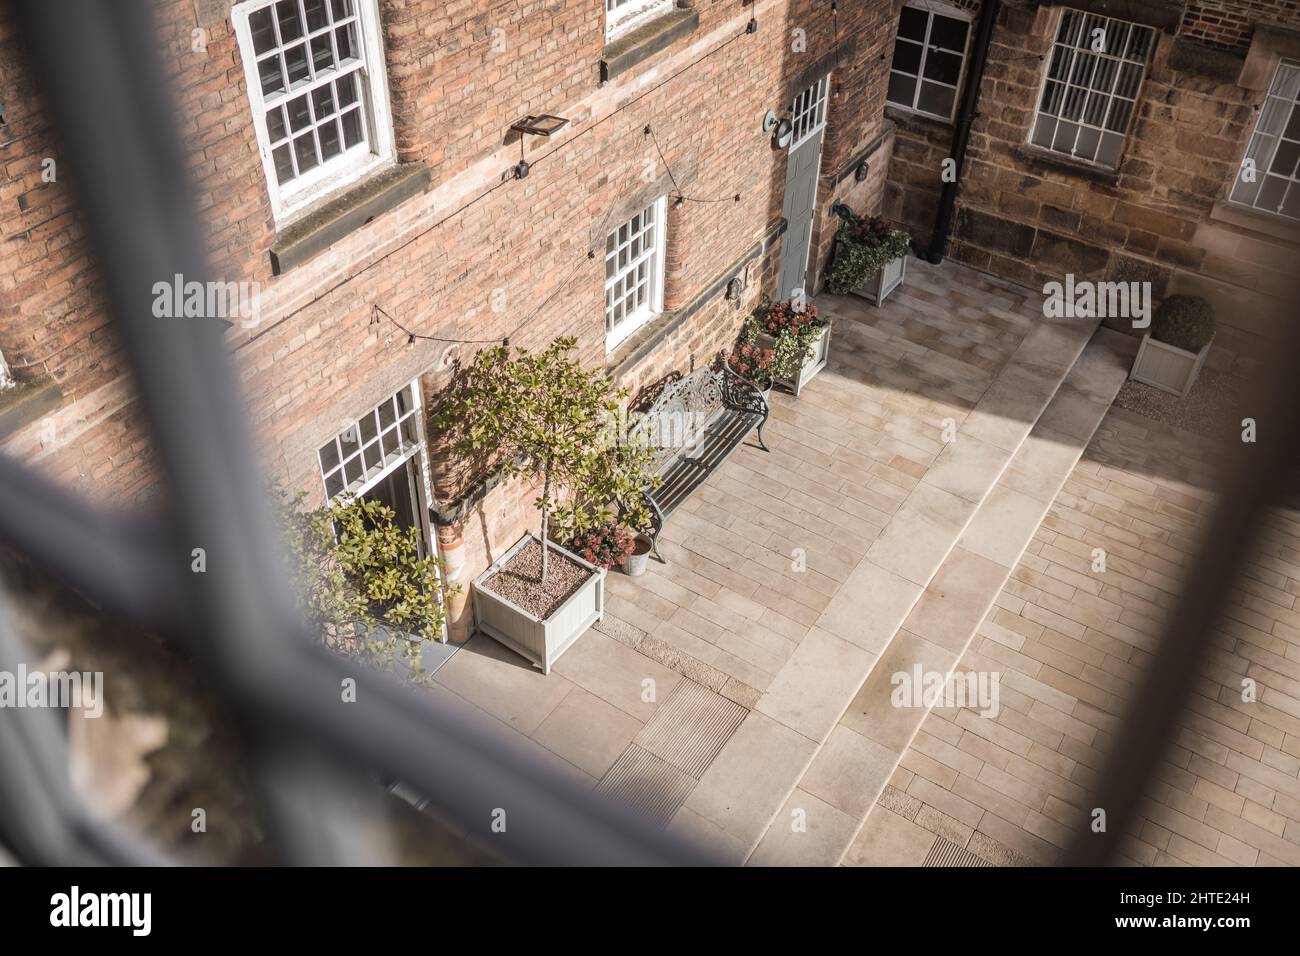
773, 117, 793, 149
830, 201, 856, 221
510, 114, 570, 137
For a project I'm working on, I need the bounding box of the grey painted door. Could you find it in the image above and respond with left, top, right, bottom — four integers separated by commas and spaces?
777, 110, 826, 301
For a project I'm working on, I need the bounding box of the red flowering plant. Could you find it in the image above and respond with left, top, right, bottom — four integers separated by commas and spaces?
569, 518, 636, 570
737, 297, 826, 385
727, 341, 775, 389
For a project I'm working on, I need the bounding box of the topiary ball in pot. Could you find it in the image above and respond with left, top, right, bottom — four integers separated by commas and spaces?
1151, 295, 1216, 354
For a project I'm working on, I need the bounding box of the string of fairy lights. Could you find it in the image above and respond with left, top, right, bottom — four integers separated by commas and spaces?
374, 2, 857, 352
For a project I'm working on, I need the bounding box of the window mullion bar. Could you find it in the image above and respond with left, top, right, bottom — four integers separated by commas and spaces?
916, 11, 934, 112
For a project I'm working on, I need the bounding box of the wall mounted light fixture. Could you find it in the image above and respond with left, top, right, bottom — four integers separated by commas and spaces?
830, 201, 856, 221
773, 118, 793, 149
510, 115, 570, 137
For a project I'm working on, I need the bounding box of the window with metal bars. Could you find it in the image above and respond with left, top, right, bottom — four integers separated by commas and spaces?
887, 2, 972, 122
1230, 61, 1300, 222
1029, 9, 1154, 169
605, 0, 677, 42
233, 0, 393, 220
317, 383, 421, 500
604, 198, 666, 350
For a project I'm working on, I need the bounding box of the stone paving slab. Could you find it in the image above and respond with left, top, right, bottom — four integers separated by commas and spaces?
434, 261, 1113, 860
753, 328, 1135, 865
844, 387, 1300, 866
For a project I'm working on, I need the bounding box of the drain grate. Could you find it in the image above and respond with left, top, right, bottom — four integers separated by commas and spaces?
595, 745, 696, 828
633, 679, 748, 778
924, 836, 993, 867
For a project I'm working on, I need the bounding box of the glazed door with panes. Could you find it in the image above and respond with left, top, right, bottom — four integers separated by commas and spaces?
777, 74, 830, 301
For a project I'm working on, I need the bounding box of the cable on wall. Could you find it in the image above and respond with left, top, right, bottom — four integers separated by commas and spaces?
643, 125, 743, 207
255, 15, 761, 352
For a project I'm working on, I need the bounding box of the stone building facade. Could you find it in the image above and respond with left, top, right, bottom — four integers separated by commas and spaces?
884, 0, 1300, 371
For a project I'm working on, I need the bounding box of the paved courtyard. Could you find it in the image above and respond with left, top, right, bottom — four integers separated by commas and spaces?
429, 257, 1300, 866
854, 407, 1300, 867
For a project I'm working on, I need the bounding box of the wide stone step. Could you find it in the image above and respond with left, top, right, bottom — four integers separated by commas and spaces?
750, 327, 1137, 866
664, 314, 1107, 863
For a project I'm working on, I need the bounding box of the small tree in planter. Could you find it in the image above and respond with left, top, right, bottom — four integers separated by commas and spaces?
278, 490, 453, 684
738, 297, 831, 396
825, 214, 912, 305
440, 337, 656, 671
1130, 294, 1217, 397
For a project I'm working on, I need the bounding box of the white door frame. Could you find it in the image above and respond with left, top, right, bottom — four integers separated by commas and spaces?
324, 380, 446, 641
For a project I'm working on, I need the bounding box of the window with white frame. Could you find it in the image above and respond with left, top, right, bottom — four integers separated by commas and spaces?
1229, 61, 1300, 221
790, 75, 830, 150
605, 0, 677, 42
1030, 9, 1154, 168
887, 2, 972, 122
317, 383, 421, 499
604, 198, 667, 350
233, 0, 393, 220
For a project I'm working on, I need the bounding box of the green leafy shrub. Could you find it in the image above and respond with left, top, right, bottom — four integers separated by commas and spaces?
1152, 294, 1216, 353
277, 490, 453, 683
825, 215, 912, 294
439, 336, 657, 582
737, 298, 826, 384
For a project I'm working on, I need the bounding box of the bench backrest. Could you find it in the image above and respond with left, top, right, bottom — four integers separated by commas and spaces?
628, 368, 724, 472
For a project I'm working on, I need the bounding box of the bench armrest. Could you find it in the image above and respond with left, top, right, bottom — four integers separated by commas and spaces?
720, 365, 769, 419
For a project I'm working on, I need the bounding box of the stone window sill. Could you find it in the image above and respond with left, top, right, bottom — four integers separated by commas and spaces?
606, 308, 684, 378
600, 7, 700, 83
0, 379, 62, 440
1012, 144, 1121, 186
269, 162, 431, 275
1209, 200, 1300, 245
884, 104, 954, 140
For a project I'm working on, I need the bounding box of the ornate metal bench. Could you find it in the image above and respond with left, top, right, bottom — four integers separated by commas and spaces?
628, 366, 769, 562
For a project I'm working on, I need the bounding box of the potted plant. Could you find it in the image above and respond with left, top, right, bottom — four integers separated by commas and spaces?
741, 297, 831, 397
276, 490, 455, 685
825, 214, 912, 305
440, 337, 655, 674
1129, 294, 1216, 397
571, 518, 651, 576
727, 341, 776, 398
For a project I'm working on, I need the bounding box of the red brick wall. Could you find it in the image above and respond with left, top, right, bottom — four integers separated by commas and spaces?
1185, 0, 1300, 51
0, 0, 896, 594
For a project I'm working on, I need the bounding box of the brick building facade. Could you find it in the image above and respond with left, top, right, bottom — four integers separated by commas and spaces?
0, 0, 899, 634
2, 0, 1299, 637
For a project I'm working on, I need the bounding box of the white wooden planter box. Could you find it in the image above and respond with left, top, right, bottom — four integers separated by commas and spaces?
472, 533, 605, 675
757, 320, 832, 397
1129, 333, 1212, 398
851, 254, 907, 306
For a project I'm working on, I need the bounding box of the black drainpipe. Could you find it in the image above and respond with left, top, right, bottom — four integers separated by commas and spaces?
923, 0, 1001, 264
